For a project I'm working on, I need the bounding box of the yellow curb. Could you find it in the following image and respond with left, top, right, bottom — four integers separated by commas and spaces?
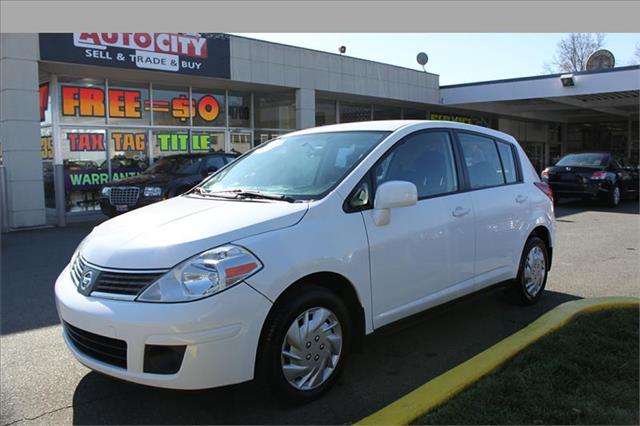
356, 297, 640, 426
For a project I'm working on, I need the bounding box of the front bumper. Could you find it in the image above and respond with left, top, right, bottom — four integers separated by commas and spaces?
55, 265, 272, 389
99, 196, 162, 215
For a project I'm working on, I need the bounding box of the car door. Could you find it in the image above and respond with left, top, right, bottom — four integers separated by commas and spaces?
360, 130, 476, 328
456, 131, 530, 287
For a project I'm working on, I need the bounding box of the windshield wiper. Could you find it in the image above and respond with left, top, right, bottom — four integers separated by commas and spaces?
190, 187, 237, 199
192, 188, 297, 203
228, 189, 297, 203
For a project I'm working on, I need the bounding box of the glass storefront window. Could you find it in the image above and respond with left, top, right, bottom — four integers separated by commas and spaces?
40, 82, 52, 126
373, 105, 401, 120
108, 129, 149, 183
402, 108, 427, 120
41, 126, 55, 209
107, 81, 150, 125
316, 99, 337, 126
192, 90, 225, 127
191, 130, 226, 153
228, 92, 251, 127
61, 128, 107, 212
152, 86, 189, 126
60, 78, 106, 125
230, 130, 252, 154
152, 129, 190, 159
340, 102, 371, 123
254, 130, 287, 148
255, 92, 296, 129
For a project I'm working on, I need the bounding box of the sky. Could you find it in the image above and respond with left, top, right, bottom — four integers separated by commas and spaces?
235, 33, 640, 85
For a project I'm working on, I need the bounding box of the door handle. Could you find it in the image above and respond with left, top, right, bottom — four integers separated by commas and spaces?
516, 194, 528, 204
452, 206, 471, 217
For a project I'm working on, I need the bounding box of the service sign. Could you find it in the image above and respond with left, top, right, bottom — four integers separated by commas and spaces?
39, 33, 230, 78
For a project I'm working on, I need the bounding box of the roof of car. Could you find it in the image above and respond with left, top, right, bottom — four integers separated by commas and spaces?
287, 120, 518, 142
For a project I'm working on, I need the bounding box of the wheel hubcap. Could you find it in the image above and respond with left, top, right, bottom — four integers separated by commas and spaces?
524, 246, 546, 298
280, 307, 342, 391
613, 187, 620, 205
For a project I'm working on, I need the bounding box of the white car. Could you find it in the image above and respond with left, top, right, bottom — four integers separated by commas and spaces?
55, 120, 556, 401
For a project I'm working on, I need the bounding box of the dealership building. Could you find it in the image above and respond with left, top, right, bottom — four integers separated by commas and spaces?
1, 33, 638, 231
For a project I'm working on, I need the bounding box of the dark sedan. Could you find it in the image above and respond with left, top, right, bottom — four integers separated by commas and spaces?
541, 152, 639, 207
99, 152, 238, 217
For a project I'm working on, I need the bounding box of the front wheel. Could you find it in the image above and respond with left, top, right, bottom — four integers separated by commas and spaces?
510, 236, 549, 305
258, 285, 351, 403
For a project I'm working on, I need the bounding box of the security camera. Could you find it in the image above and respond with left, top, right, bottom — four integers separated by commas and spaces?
560, 73, 575, 87
339, 46, 346, 55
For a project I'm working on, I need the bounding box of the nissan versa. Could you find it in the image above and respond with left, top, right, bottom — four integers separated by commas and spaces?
55, 121, 556, 401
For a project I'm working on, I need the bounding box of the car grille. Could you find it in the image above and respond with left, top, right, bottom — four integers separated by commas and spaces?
70, 255, 166, 299
109, 187, 140, 206
70, 255, 87, 287
63, 321, 127, 369
92, 271, 164, 297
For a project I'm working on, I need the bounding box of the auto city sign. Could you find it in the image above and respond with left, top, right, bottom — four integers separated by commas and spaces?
39, 33, 230, 78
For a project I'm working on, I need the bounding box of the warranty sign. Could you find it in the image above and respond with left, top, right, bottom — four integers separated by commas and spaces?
40, 33, 230, 78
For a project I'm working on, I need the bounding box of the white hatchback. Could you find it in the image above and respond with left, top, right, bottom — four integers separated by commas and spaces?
55, 120, 556, 401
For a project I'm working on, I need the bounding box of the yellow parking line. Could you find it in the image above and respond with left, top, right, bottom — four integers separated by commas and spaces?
356, 297, 640, 426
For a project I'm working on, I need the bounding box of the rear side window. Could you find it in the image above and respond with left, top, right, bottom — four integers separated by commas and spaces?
496, 141, 518, 184
204, 156, 226, 171
458, 132, 504, 189
374, 131, 458, 198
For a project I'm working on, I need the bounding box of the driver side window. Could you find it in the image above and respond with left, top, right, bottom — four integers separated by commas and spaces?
374, 131, 458, 198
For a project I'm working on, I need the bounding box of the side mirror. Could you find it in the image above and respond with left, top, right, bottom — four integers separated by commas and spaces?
373, 181, 418, 226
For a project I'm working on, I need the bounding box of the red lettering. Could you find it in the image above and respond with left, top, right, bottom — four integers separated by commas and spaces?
68, 133, 105, 152
100, 32, 119, 43
78, 32, 101, 45
134, 33, 152, 49
39, 83, 49, 122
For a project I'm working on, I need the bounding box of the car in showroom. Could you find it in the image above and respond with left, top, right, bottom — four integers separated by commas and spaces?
55, 120, 555, 402
540, 152, 639, 207
99, 152, 238, 217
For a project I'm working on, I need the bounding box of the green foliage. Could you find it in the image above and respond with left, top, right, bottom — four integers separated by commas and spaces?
416, 308, 639, 425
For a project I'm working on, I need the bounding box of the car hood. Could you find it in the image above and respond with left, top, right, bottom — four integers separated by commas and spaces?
110, 173, 175, 187
81, 196, 309, 269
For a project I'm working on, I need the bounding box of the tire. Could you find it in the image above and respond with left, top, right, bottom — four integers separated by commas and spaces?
607, 185, 621, 208
510, 236, 549, 305
258, 284, 351, 404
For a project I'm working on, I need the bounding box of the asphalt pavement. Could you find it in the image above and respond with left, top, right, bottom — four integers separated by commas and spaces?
1, 199, 638, 425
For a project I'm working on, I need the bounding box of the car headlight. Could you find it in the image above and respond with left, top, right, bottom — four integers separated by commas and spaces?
101, 187, 111, 197
144, 186, 163, 197
137, 245, 262, 303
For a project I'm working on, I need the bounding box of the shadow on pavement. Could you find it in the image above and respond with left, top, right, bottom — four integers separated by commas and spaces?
555, 198, 639, 219
0, 221, 101, 335
71, 288, 580, 425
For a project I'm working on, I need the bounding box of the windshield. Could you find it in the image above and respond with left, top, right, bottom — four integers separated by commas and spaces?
556, 153, 608, 167
199, 131, 389, 200
144, 156, 202, 175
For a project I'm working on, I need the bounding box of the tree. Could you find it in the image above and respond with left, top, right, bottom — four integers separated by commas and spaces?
544, 33, 606, 73
633, 42, 640, 64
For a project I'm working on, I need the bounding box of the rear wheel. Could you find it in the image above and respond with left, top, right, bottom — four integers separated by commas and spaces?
510, 236, 549, 305
607, 185, 621, 208
258, 285, 351, 403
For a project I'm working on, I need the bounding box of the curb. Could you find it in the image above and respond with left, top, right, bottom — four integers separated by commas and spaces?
356, 297, 640, 426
